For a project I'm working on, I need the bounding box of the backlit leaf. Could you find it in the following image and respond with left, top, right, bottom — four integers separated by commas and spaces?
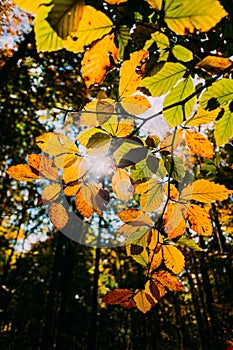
185, 106, 221, 126
117, 209, 142, 223
176, 236, 203, 251
140, 178, 164, 212
35, 5, 64, 52
119, 50, 148, 98
114, 140, 148, 167
48, 203, 69, 230
103, 289, 136, 309
215, 108, 233, 146
36, 132, 76, 157
164, 202, 186, 239
185, 204, 212, 236
164, 77, 195, 126
181, 179, 232, 203
104, 0, 128, 4
6, 164, 39, 182
134, 289, 153, 313
82, 34, 118, 88
47, 0, 85, 39
13, 0, 47, 14
140, 62, 186, 97
145, 280, 159, 303
172, 45, 193, 62
75, 182, 102, 217
116, 25, 131, 60
195, 55, 233, 74
162, 0, 227, 35
149, 248, 163, 269
144, 32, 170, 62
103, 115, 134, 137
28, 154, 59, 181
162, 245, 185, 274
146, 0, 163, 11
153, 270, 184, 291
200, 78, 233, 108
42, 183, 61, 202
112, 168, 134, 201
80, 99, 114, 127
77, 128, 111, 150
64, 6, 113, 53
185, 130, 214, 159
120, 95, 151, 115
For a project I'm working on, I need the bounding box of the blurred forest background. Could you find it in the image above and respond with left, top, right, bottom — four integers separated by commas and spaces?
1, 0, 233, 349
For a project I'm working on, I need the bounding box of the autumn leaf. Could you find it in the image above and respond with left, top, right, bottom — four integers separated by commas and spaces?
28, 154, 59, 181
185, 130, 214, 159
152, 271, 184, 291
200, 78, 233, 108
195, 55, 233, 74
172, 45, 193, 62
117, 208, 142, 222
75, 182, 104, 218
47, 0, 85, 39
176, 236, 203, 251
112, 168, 134, 201
113, 139, 148, 168
103, 115, 134, 137
145, 280, 160, 303
36, 132, 76, 156
120, 95, 151, 115
42, 183, 61, 202
164, 202, 186, 239
139, 178, 165, 212
185, 204, 212, 236
82, 34, 118, 88
64, 6, 113, 53
134, 289, 153, 313
104, 0, 128, 4
162, 245, 185, 274
77, 127, 111, 150
119, 50, 148, 98
149, 248, 163, 270
144, 31, 170, 62
48, 203, 69, 230
79, 99, 115, 127
215, 107, 233, 146
103, 289, 136, 309
13, 0, 48, 14
185, 106, 221, 126
180, 179, 232, 203
6, 164, 39, 182
140, 62, 186, 97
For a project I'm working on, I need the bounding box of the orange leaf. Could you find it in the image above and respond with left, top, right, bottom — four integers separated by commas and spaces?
75, 182, 104, 218
120, 95, 151, 115
104, 0, 128, 4
185, 204, 212, 236
195, 55, 233, 75
162, 245, 185, 274
82, 34, 118, 88
36, 132, 76, 157
149, 248, 163, 270
181, 179, 232, 203
112, 168, 134, 201
103, 289, 136, 309
153, 271, 184, 291
185, 130, 214, 159
117, 209, 142, 222
6, 164, 39, 181
28, 154, 58, 181
119, 50, 148, 98
164, 202, 186, 239
48, 203, 69, 230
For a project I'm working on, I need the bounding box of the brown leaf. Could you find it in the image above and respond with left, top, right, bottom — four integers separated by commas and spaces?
152, 271, 184, 291
103, 289, 136, 309
6, 164, 39, 182
48, 203, 69, 230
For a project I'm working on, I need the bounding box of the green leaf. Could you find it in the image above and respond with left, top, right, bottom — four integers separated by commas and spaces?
144, 32, 170, 62
162, 0, 228, 35
46, 0, 85, 40
163, 156, 185, 182
140, 62, 186, 97
200, 78, 233, 108
215, 107, 233, 146
176, 236, 204, 251
163, 77, 196, 127
35, 5, 64, 52
130, 158, 153, 183
117, 25, 131, 60
114, 140, 148, 167
125, 228, 150, 245
140, 179, 164, 212
172, 45, 193, 62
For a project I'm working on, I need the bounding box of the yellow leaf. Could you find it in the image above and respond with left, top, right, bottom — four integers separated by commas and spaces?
185, 106, 221, 126
77, 128, 111, 150
164, 183, 179, 200
36, 132, 76, 157
181, 179, 233, 203
64, 184, 80, 196
64, 6, 113, 53
103, 115, 134, 137
147, 229, 163, 250
149, 248, 163, 270
185, 130, 214, 159
42, 184, 61, 202
48, 203, 69, 230
164, 203, 186, 239
162, 245, 185, 274
28, 154, 59, 181
185, 204, 212, 236
112, 168, 134, 201
120, 95, 151, 115
139, 179, 164, 212
13, 0, 48, 14
215, 108, 233, 146
35, 4, 64, 52
47, 0, 85, 40
79, 99, 115, 126
134, 289, 153, 313
75, 182, 104, 217
63, 157, 87, 183
172, 45, 193, 62
153, 271, 184, 291
104, 0, 128, 4
145, 280, 159, 303
119, 50, 148, 98
82, 34, 118, 88
195, 55, 233, 74
162, 0, 228, 35
6, 164, 39, 182
146, 0, 163, 11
